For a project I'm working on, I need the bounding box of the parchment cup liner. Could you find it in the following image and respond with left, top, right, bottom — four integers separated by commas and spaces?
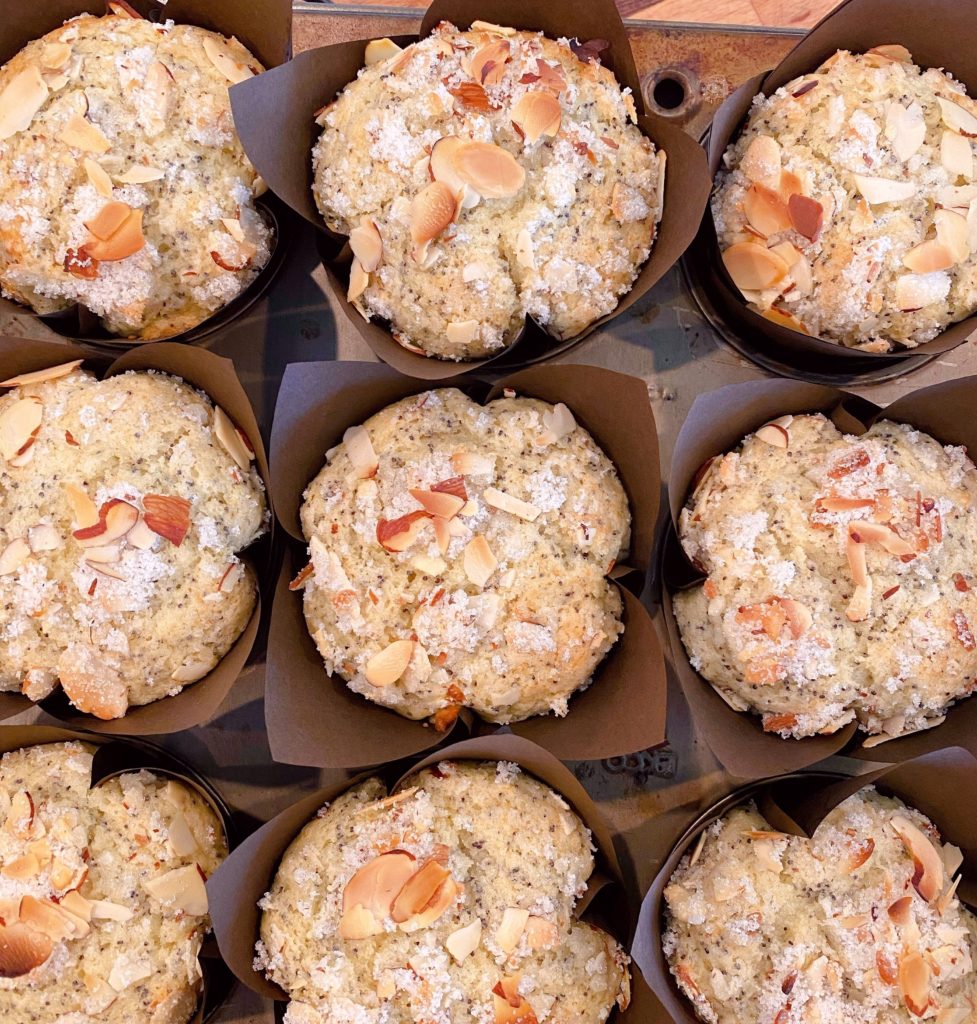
0, 723, 238, 1024
0, 336, 272, 734
664, 375, 977, 778
696, 0, 977, 372
0, 0, 292, 348
208, 733, 658, 1019
265, 360, 666, 768
633, 747, 977, 1024
228, 0, 710, 379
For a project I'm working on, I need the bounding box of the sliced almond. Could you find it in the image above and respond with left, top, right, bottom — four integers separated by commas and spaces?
539, 402, 576, 445
898, 951, 931, 1017
780, 598, 812, 638
848, 520, 914, 558
469, 39, 511, 86
722, 242, 789, 292
463, 535, 497, 588
755, 415, 792, 448
170, 661, 213, 683
66, 484, 99, 528
19, 896, 73, 942
853, 174, 917, 205
743, 185, 791, 236
885, 101, 926, 162
0, 66, 48, 142
60, 112, 111, 154
27, 524, 60, 553
40, 42, 72, 71
126, 517, 156, 550
483, 487, 540, 522
740, 134, 781, 187
400, 876, 460, 932
452, 141, 525, 199
890, 814, 944, 902
511, 90, 561, 145
761, 306, 808, 334
73, 498, 138, 547
0, 360, 82, 388
143, 863, 208, 916
524, 916, 560, 950
451, 451, 495, 475
941, 130, 973, 179
493, 976, 537, 1024
115, 164, 165, 184
348, 258, 369, 305
788, 194, 824, 241
410, 554, 447, 575
0, 398, 42, 460
349, 218, 383, 273
88, 900, 134, 922
84, 158, 113, 198
84, 208, 144, 261
390, 859, 452, 924
410, 181, 456, 261
343, 850, 417, 925
939, 96, 977, 138
895, 272, 942, 311
214, 406, 254, 470
430, 136, 469, 198
141, 61, 174, 132
0, 919, 52, 977
86, 202, 131, 241
935, 207, 970, 262
903, 239, 956, 273
446, 919, 482, 963
0, 538, 30, 577
365, 640, 414, 687
410, 489, 464, 519
377, 511, 431, 552
202, 35, 254, 85
166, 811, 197, 857
446, 320, 479, 346
888, 895, 913, 926
83, 543, 121, 564
364, 37, 403, 66
495, 907, 529, 954
2, 852, 41, 881
60, 891, 91, 924
868, 43, 912, 62
338, 903, 381, 940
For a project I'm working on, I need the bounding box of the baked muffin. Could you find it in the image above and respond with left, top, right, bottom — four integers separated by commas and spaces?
0, 9, 272, 340
312, 21, 664, 360
674, 413, 977, 741
713, 45, 977, 351
0, 360, 267, 718
0, 741, 226, 1024
255, 760, 631, 1024
663, 788, 977, 1024
293, 388, 629, 727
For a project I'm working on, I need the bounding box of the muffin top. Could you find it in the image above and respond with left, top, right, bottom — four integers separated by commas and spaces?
0, 362, 266, 718
295, 388, 630, 727
713, 46, 977, 351
312, 20, 663, 360
664, 788, 977, 1024
674, 413, 977, 741
0, 741, 226, 1024
256, 760, 630, 1024
0, 11, 272, 339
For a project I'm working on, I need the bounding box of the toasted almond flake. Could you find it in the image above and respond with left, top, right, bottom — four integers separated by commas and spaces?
73, 498, 138, 548
451, 451, 495, 475
377, 511, 431, 552
342, 851, 417, 927
446, 919, 482, 963
85, 208, 144, 261
89, 900, 133, 922
853, 173, 917, 205
722, 242, 790, 292
761, 306, 808, 334
439, 319, 478, 347
343, 424, 378, 479
143, 864, 208, 917
60, 112, 110, 154
890, 814, 944, 902
0, 66, 48, 141
515, 228, 534, 270
86, 201, 130, 241
787, 194, 823, 241
941, 129, 973, 179
390, 859, 452, 924
364, 38, 403, 66
84, 158, 113, 198
40, 42, 71, 70
0, 537, 29, 578
410, 488, 465, 519
939, 96, 977, 138
0, 397, 43, 461
743, 185, 790, 236
0, 919, 52, 977
213, 405, 254, 470
65, 484, 98, 529
410, 181, 456, 261
202, 35, 254, 85
469, 38, 511, 85
755, 415, 792, 448
899, 951, 931, 1017
220, 217, 245, 243
339, 903, 382, 939
350, 218, 383, 272
903, 238, 956, 273
430, 136, 469, 198
115, 163, 165, 184
740, 134, 781, 187
0, 359, 81, 388
895, 272, 943, 311
483, 487, 540, 521
539, 402, 576, 445
848, 520, 915, 558
471, 20, 516, 35
170, 661, 213, 683
411, 554, 447, 575
511, 90, 561, 144
452, 141, 525, 199
365, 640, 414, 686
885, 101, 926, 161
463, 535, 497, 587
495, 907, 530, 954
83, 543, 121, 564
348, 258, 370, 304
936, 873, 962, 916
935, 207, 970, 262
869, 43, 912, 62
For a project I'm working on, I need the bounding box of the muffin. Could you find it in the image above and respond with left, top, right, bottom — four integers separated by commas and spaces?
293, 388, 630, 727
0, 9, 272, 340
674, 412, 977, 741
255, 760, 631, 1024
0, 360, 267, 719
312, 20, 664, 360
0, 740, 226, 1024
663, 787, 977, 1024
713, 45, 977, 351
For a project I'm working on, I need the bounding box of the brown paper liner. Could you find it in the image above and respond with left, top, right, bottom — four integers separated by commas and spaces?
228, 0, 710, 379
0, 337, 272, 734
664, 375, 977, 777
633, 748, 977, 1024
0, 0, 292, 348
208, 733, 656, 1019
695, 0, 977, 373
265, 360, 666, 767
0, 723, 237, 1023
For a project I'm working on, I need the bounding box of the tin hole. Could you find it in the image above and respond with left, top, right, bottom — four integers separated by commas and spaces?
653, 75, 686, 111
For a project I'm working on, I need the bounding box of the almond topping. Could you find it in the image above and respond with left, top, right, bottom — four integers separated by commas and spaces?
60, 112, 111, 154
446, 320, 479, 346
430, 136, 469, 197
40, 43, 71, 70
493, 976, 538, 1024
27, 525, 60, 554
890, 814, 944, 902
365, 640, 414, 687
142, 494, 191, 547
72, 498, 138, 547
0, 67, 48, 141
903, 239, 956, 273
495, 907, 529, 954
755, 416, 792, 448
66, 484, 99, 529
342, 850, 417, 924
469, 39, 511, 85
741, 135, 782, 187
88, 900, 133, 922
410, 181, 456, 261
761, 306, 809, 334
463, 535, 497, 587
115, 164, 165, 184
84, 158, 113, 198
84, 205, 144, 262
888, 895, 913, 926
377, 511, 431, 552
941, 130, 973, 179
85, 202, 131, 241
539, 402, 576, 445
338, 903, 381, 940
938, 97, 977, 138
451, 451, 495, 475
410, 488, 465, 519
202, 35, 254, 85
349, 218, 383, 273
452, 141, 525, 199
347, 258, 370, 308
0, 920, 53, 977
743, 185, 791, 236
364, 38, 403, 66
848, 520, 914, 558
143, 864, 208, 916
935, 207, 970, 262
722, 242, 790, 292
446, 919, 482, 963
511, 90, 561, 145
788, 194, 823, 241
2, 852, 40, 881
0, 398, 42, 461
170, 661, 214, 683
482, 487, 540, 521
853, 174, 917, 205
899, 951, 931, 1017
390, 859, 451, 923
0, 360, 81, 388
0, 537, 29, 577
343, 424, 378, 479
214, 405, 254, 470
